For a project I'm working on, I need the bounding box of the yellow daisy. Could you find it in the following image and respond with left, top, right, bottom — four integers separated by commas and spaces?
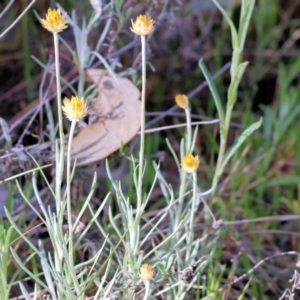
40, 8, 68, 33
130, 14, 155, 36
62, 96, 88, 122
181, 153, 200, 173
139, 263, 154, 281
175, 94, 189, 109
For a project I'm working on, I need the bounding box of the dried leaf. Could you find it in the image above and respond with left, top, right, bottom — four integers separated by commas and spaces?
71, 69, 141, 165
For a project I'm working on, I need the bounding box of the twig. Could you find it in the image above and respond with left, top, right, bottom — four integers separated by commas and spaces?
0, 0, 36, 40
202, 251, 300, 300
245, 229, 300, 237
222, 251, 300, 290
143, 119, 219, 134
190, 214, 300, 230
222, 215, 300, 226
9, 288, 47, 300
0, 0, 15, 20
145, 61, 231, 128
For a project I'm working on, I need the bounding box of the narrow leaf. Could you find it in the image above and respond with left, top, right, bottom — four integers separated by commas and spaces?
199, 59, 225, 125
212, 0, 239, 48
238, 0, 255, 50
267, 176, 300, 187
221, 118, 262, 169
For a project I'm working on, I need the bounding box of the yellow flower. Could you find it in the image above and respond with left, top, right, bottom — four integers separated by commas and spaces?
130, 14, 155, 36
139, 263, 154, 281
181, 153, 200, 173
40, 8, 68, 33
175, 94, 189, 109
62, 96, 88, 122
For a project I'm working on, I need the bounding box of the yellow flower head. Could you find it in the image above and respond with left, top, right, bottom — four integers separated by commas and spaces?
175, 94, 189, 109
62, 96, 88, 122
130, 14, 155, 36
139, 263, 154, 281
40, 8, 68, 33
181, 153, 200, 173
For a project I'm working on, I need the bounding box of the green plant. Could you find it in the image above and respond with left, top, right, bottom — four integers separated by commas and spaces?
1, 0, 300, 299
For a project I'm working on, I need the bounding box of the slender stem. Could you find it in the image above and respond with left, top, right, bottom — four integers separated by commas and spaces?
77, 68, 85, 98
53, 32, 64, 204
135, 35, 147, 252
66, 120, 76, 267
188, 171, 197, 249
211, 55, 240, 195
143, 281, 151, 300
53, 31, 64, 300
77, 30, 87, 97
175, 107, 192, 229
211, 117, 228, 195
175, 170, 186, 230
185, 107, 192, 152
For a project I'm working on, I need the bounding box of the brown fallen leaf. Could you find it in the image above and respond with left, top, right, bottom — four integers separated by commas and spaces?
71, 69, 141, 166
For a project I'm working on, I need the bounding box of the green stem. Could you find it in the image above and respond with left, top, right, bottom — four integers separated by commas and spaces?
53, 32, 64, 205
211, 117, 228, 195
53, 31, 64, 300
188, 171, 197, 249
143, 280, 151, 300
66, 120, 76, 267
135, 35, 147, 253
77, 66, 85, 97
185, 107, 192, 153
211, 60, 240, 196
175, 106, 192, 229
175, 167, 187, 232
